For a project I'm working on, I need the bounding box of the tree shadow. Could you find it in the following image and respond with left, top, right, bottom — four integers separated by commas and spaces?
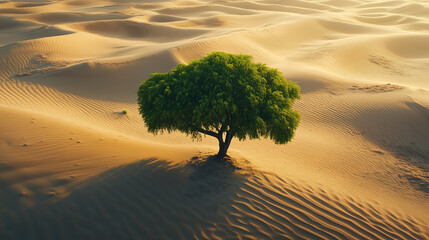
0, 156, 253, 240
1, 156, 426, 240
185, 155, 250, 196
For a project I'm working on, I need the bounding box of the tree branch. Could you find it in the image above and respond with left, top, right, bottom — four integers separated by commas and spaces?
214, 126, 221, 132
219, 123, 227, 134
197, 128, 220, 139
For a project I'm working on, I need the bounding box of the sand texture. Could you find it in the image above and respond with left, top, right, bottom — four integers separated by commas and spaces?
0, 0, 428, 239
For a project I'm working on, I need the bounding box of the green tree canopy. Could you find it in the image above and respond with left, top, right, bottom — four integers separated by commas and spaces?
137, 52, 301, 158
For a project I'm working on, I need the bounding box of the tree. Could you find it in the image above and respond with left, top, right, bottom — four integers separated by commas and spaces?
137, 52, 301, 158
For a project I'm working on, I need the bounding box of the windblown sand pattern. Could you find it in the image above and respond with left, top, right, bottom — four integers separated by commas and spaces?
0, 0, 428, 239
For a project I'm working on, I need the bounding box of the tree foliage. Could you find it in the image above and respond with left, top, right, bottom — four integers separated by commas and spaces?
137, 52, 301, 158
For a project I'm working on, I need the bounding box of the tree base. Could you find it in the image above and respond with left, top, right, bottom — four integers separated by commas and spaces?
216, 153, 228, 159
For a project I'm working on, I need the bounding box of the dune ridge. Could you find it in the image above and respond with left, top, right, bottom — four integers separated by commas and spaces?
1, 0, 428, 238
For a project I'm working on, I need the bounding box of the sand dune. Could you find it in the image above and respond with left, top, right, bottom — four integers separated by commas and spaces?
1, 0, 428, 239
386, 34, 429, 58
70, 19, 209, 42
149, 14, 186, 23
21, 12, 130, 25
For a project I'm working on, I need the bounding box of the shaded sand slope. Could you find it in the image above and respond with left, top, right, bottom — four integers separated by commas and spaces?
1, 0, 429, 238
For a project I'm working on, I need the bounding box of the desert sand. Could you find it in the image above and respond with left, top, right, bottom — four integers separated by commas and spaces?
0, 0, 428, 239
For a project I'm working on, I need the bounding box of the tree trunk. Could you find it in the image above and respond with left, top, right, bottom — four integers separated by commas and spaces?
217, 132, 233, 158
217, 141, 228, 158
